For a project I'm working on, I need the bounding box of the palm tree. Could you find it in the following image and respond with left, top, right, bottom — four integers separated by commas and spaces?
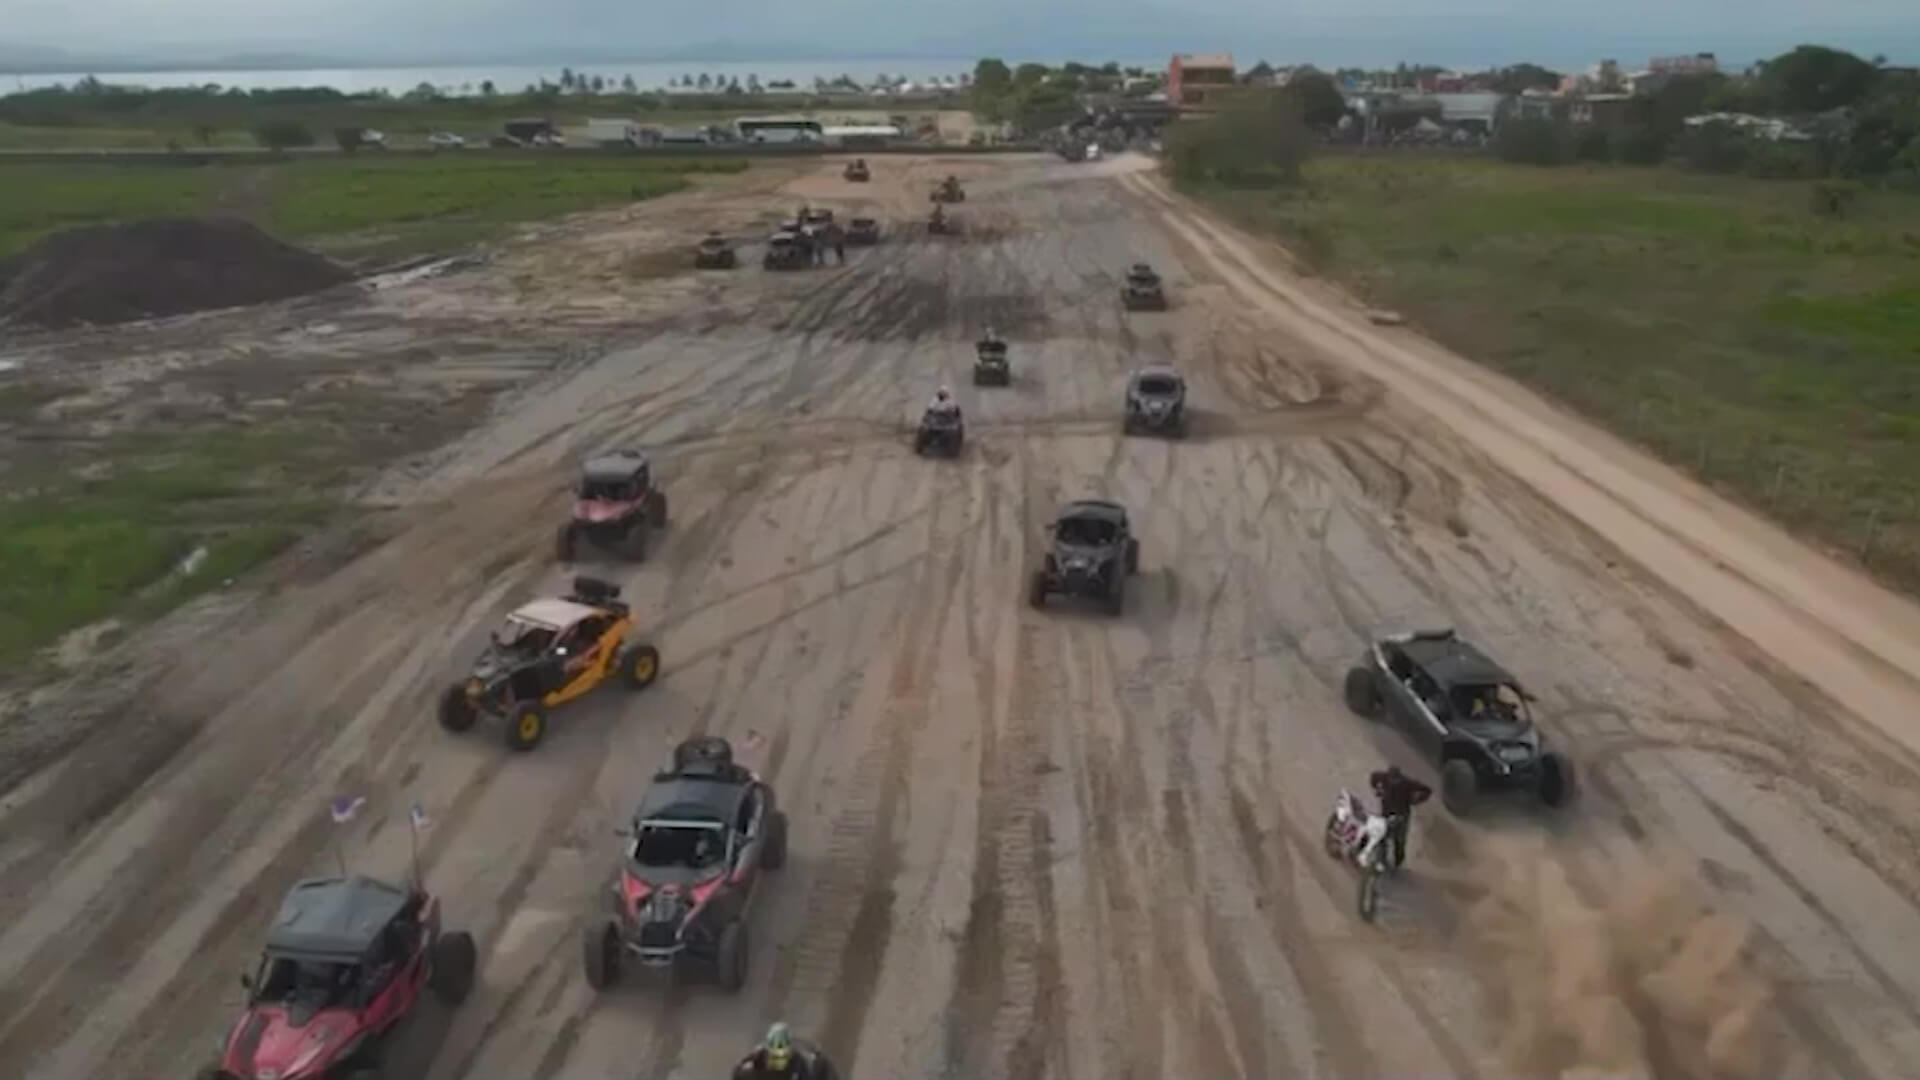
560, 68, 576, 91
621, 73, 638, 93
697, 73, 712, 90
590, 74, 606, 94
480, 79, 496, 96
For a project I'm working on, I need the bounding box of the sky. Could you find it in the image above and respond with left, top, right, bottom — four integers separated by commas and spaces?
4, 0, 1918, 69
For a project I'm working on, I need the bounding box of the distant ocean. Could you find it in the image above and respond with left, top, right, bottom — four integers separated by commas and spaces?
0, 59, 985, 96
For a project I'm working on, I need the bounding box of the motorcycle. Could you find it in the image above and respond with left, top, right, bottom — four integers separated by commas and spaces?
1322, 789, 1391, 922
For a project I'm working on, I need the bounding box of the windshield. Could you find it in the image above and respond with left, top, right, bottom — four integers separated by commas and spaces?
1057, 517, 1118, 547
1451, 683, 1531, 732
496, 617, 556, 654
579, 478, 637, 500
1137, 376, 1179, 396
631, 822, 729, 880
256, 955, 358, 1020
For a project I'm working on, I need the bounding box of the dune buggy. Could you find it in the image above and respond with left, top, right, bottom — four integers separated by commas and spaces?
694, 232, 737, 269
1124, 365, 1187, 437
1029, 500, 1139, 614
931, 176, 965, 202
973, 337, 1010, 386
1121, 262, 1167, 311
438, 576, 661, 752
845, 217, 881, 245
556, 449, 669, 563
1342, 628, 1577, 816
843, 158, 870, 182
763, 230, 811, 270
582, 736, 788, 993
199, 875, 476, 1080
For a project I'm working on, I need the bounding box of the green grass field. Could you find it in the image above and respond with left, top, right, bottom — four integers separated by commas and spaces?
0, 424, 336, 664
0, 153, 748, 260
1188, 156, 1920, 592
0, 151, 750, 667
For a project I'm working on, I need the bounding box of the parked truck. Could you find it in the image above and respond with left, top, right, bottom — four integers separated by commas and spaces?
585, 117, 643, 148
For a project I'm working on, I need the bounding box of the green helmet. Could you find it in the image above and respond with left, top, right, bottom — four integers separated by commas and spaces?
764, 1022, 793, 1069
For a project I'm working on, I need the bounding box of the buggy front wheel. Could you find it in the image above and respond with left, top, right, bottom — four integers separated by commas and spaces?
622, 643, 661, 690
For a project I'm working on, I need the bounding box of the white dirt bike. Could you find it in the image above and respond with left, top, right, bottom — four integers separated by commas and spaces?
1322, 788, 1391, 922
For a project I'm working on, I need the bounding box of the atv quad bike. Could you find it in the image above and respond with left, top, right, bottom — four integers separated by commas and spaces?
693, 233, 737, 269
199, 875, 477, 1080
1121, 262, 1167, 311
1029, 499, 1140, 615
973, 338, 1010, 386
931, 176, 965, 203
914, 408, 964, 457
800, 207, 835, 228
1342, 628, 1577, 817
438, 576, 662, 752
843, 158, 871, 182
581, 735, 789, 994
845, 217, 881, 245
1123, 365, 1187, 437
556, 449, 669, 563
927, 208, 958, 236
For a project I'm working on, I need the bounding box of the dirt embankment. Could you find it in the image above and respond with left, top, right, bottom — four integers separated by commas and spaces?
0, 217, 352, 329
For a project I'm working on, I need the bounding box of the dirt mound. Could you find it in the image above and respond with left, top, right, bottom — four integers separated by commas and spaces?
1459, 837, 1806, 1080
0, 217, 352, 329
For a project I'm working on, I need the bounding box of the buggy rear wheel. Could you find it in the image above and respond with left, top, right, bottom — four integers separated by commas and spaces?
623, 643, 661, 690
713, 920, 749, 993
764, 810, 789, 870
430, 930, 478, 1005
1441, 760, 1478, 817
1125, 538, 1140, 575
555, 523, 577, 563
438, 684, 479, 733
647, 489, 669, 528
1538, 751, 1576, 808
504, 702, 549, 752
582, 919, 621, 990
1342, 666, 1382, 719
1028, 570, 1049, 610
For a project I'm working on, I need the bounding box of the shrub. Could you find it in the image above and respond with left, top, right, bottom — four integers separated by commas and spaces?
1166, 90, 1313, 187
1494, 117, 1570, 166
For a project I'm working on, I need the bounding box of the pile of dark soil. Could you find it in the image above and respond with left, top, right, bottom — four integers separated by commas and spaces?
0, 217, 353, 329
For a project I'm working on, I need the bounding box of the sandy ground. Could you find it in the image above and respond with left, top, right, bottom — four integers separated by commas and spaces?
3, 152, 1920, 1080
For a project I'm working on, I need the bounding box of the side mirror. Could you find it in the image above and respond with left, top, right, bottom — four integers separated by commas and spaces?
613, 825, 633, 838
239, 972, 253, 991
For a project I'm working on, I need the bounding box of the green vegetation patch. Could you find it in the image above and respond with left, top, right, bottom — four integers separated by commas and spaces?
0, 424, 336, 664
1186, 155, 1920, 590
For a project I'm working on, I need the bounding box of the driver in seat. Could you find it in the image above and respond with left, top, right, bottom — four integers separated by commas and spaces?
926, 386, 960, 422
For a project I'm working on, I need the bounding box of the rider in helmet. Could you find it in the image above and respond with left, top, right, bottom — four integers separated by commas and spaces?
1367, 764, 1432, 870
733, 1022, 839, 1080
927, 385, 960, 420
978, 325, 1002, 349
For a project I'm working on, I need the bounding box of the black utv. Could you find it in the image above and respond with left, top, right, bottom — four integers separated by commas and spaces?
693, 232, 737, 269
1124, 366, 1187, 437
1121, 262, 1167, 311
846, 217, 881, 245
844, 158, 871, 182
915, 407, 964, 456
1342, 628, 1577, 816
973, 336, 1010, 386
763, 230, 810, 270
1029, 500, 1140, 614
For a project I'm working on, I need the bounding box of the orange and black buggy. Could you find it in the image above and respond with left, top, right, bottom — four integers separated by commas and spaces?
439, 576, 661, 751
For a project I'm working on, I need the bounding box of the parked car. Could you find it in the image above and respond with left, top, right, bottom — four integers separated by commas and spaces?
427, 131, 466, 149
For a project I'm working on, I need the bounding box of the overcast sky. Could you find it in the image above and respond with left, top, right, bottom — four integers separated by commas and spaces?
6, 0, 1917, 67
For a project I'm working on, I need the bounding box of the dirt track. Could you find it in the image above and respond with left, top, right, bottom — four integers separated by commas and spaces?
4, 153, 1920, 1080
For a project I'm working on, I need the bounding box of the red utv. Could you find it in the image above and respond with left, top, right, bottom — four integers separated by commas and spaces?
199, 875, 477, 1080
556, 449, 669, 563
581, 735, 788, 993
